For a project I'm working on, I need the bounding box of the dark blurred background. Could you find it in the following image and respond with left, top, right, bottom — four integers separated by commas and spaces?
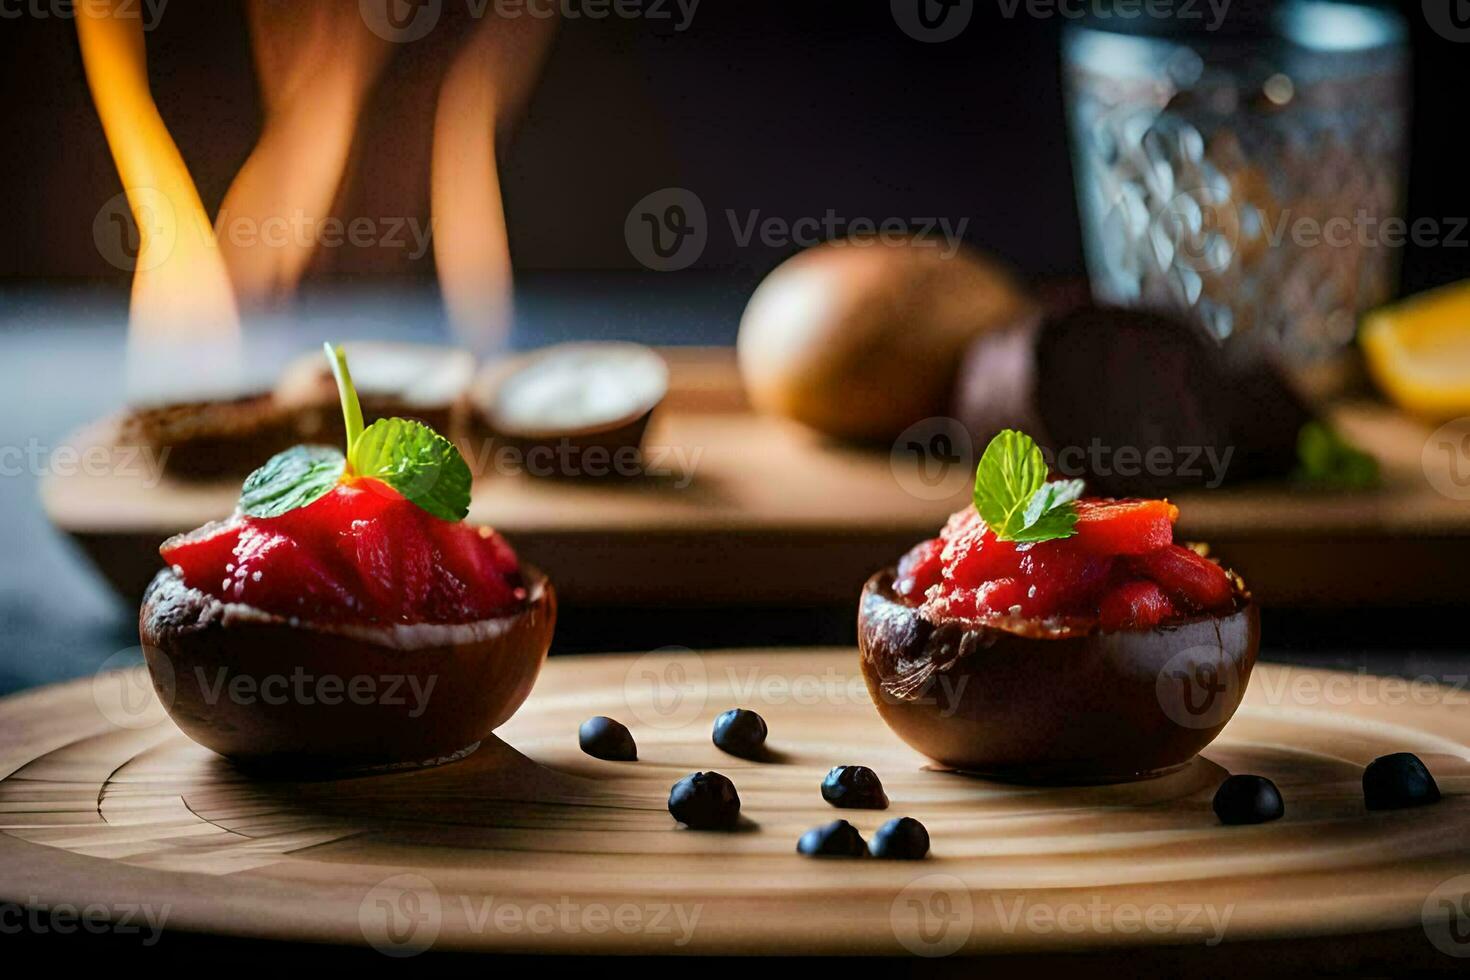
1, 0, 1466, 310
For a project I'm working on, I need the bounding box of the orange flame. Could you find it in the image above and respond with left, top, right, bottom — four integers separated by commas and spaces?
217, 0, 392, 307
78, 2, 557, 394
432, 12, 557, 352
76, 1, 241, 400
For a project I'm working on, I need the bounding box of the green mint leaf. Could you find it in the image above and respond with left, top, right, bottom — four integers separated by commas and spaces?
351, 417, 472, 522
972, 430, 1081, 543
1009, 501, 1080, 543
1021, 477, 1084, 528
239, 445, 345, 518
973, 429, 1049, 538
1294, 420, 1379, 489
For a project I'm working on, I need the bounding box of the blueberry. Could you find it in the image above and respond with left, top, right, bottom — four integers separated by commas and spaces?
668, 771, 741, 829
712, 708, 768, 759
1363, 752, 1441, 811
821, 765, 889, 809
1212, 775, 1284, 825
578, 716, 637, 761
871, 817, 930, 859
797, 819, 868, 857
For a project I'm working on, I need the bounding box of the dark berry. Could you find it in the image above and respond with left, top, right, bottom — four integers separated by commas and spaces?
821, 765, 889, 809
871, 817, 930, 859
1363, 753, 1441, 811
668, 771, 741, 829
797, 819, 867, 857
1212, 775, 1284, 825
578, 716, 636, 761
712, 708, 768, 759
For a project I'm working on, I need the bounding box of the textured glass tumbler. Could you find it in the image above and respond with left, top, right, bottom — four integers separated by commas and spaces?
1063, 2, 1408, 366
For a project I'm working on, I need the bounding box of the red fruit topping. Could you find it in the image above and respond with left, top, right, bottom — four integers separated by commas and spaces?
161, 481, 524, 625
939, 520, 1022, 588
1098, 580, 1176, 631
975, 577, 1028, 617
1130, 544, 1234, 612
1072, 499, 1179, 556
913, 497, 1236, 632
1017, 542, 1115, 616
159, 519, 240, 578
895, 538, 944, 601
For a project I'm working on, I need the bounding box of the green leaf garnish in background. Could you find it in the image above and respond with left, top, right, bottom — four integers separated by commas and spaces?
239, 445, 345, 518
973, 429, 1081, 543
236, 344, 473, 521
1295, 420, 1379, 489
352, 417, 473, 522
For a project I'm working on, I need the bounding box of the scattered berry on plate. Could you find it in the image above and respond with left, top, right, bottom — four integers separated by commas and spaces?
821, 765, 889, 809
870, 817, 930, 859
1363, 753, 1440, 811
668, 771, 741, 829
1212, 775, 1284, 825
712, 708, 768, 760
578, 716, 636, 761
797, 819, 868, 858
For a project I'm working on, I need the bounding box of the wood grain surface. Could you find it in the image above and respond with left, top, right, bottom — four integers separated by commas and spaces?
39, 348, 1470, 606
2, 649, 1468, 964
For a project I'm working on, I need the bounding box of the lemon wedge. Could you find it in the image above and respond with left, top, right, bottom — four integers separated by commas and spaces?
1361, 281, 1470, 419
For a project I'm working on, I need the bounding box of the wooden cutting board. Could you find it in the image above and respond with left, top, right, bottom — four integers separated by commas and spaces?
39, 347, 1470, 607
1, 649, 1468, 966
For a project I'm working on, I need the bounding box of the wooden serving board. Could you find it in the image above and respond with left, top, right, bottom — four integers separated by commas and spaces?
2, 649, 1468, 966
40, 348, 1470, 607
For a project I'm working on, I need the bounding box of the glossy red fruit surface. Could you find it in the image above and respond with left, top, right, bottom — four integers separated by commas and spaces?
1072, 498, 1178, 555
160, 481, 524, 625
1129, 544, 1234, 612
911, 497, 1233, 631
1098, 579, 1177, 631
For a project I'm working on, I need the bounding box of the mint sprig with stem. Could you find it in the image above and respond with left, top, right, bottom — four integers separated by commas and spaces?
972, 429, 1083, 543
239, 344, 472, 521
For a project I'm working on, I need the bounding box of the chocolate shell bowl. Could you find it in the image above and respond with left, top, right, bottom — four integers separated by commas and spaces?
858, 569, 1259, 785
139, 564, 556, 773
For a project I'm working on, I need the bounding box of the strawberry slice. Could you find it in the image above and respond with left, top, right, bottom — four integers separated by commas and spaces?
1018, 541, 1115, 616
1098, 579, 1176, 631
895, 538, 944, 600
161, 520, 243, 582
1130, 544, 1233, 612
423, 519, 521, 620
1072, 499, 1179, 555
334, 511, 399, 615
974, 577, 1027, 617
226, 523, 364, 621
941, 521, 1022, 587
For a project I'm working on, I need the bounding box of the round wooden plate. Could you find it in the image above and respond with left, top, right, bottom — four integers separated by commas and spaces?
2, 650, 1468, 964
